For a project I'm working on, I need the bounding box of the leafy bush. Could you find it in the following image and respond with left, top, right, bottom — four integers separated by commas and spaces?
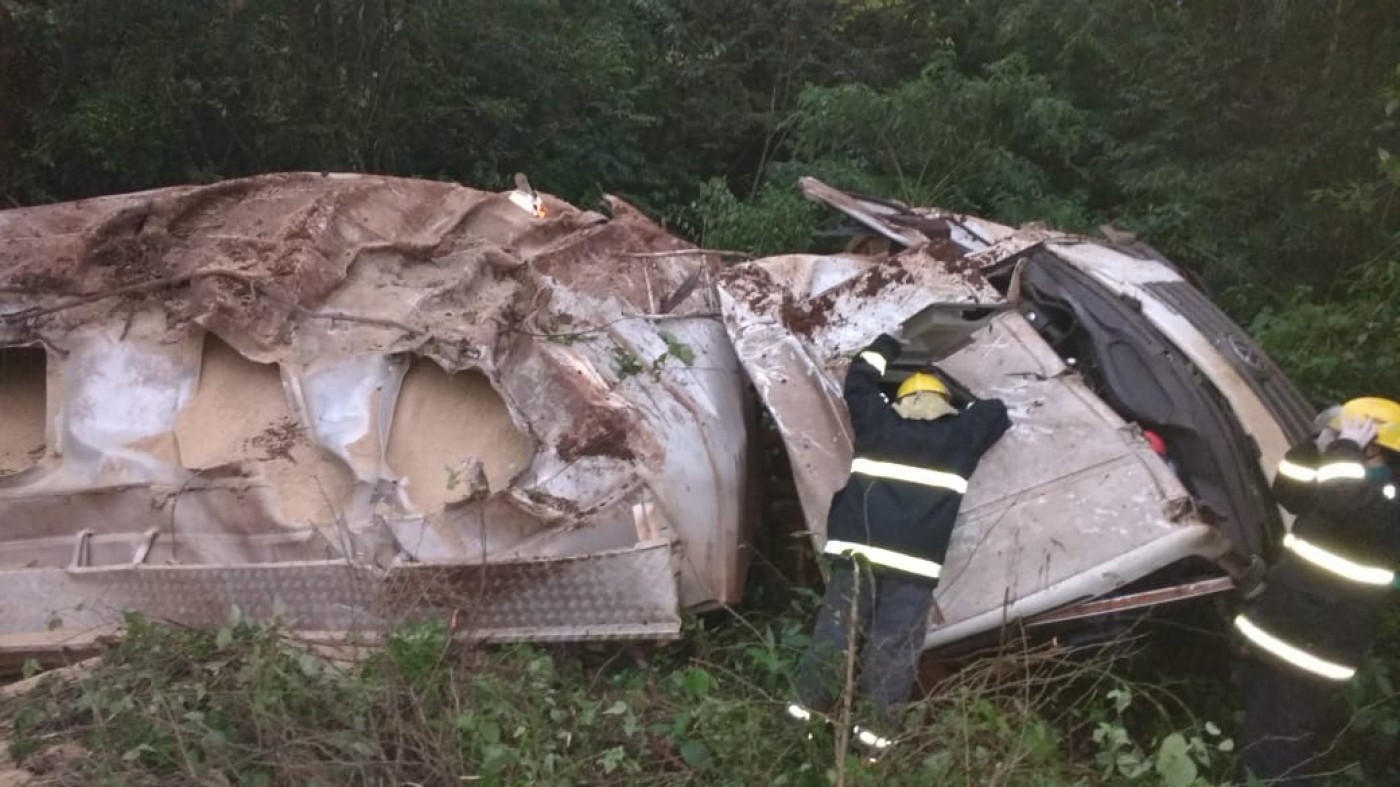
1250, 255, 1400, 403
685, 174, 822, 257
787, 47, 1099, 230
5, 604, 1249, 787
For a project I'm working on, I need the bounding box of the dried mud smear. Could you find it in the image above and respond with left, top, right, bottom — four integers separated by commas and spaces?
557, 406, 635, 462
926, 237, 988, 286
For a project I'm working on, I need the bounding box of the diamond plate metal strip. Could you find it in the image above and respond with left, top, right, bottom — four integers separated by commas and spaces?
0, 542, 681, 644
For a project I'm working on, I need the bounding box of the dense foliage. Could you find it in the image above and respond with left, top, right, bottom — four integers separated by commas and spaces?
5, 611, 1238, 786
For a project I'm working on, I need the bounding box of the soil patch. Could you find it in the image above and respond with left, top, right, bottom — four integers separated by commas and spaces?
557, 406, 634, 462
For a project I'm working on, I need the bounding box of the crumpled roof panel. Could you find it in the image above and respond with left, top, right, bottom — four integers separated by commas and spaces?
0, 173, 752, 654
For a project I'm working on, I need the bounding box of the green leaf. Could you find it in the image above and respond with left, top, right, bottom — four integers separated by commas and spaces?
678, 739, 711, 769
682, 667, 712, 699
603, 700, 629, 715
659, 331, 695, 366
1107, 686, 1132, 713
121, 743, 157, 762
215, 627, 233, 650
1155, 733, 1199, 787
598, 745, 627, 773
297, 651, 322, 677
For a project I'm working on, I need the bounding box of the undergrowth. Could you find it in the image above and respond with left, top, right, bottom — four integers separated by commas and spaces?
2, 596, 1244, 787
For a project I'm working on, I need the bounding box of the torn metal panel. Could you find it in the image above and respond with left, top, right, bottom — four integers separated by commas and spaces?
719, 265, 1232, 648
717, 246, 999, 544
0, 173, 750, 650
724, 177, 1303, 651
925, 313, 1233, 648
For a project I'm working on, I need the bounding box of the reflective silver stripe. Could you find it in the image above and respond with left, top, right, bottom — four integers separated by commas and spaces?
858, 351, 887, 375
853, 726, 893, 749
824, 540, 942, 579
1385, 484, 1396, 501
1234, 615, 1355, 681
1316, 462, 1367, 483
786, 703, 812, 722
851, 457, 968, 494
1283, 533, 1395, 586
1276, 458, 1317, 483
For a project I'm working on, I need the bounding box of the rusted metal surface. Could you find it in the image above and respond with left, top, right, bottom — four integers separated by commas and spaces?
1025, 577, 1237, 627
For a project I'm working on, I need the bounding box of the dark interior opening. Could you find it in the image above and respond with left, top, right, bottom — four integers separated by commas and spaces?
0, 345, 48, 478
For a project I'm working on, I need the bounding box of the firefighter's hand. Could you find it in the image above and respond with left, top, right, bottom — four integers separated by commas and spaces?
1314, 427, 1338, 451
1337, 414, 1378, 449
869, 333, 902, 359
1313, 404, 1342, 433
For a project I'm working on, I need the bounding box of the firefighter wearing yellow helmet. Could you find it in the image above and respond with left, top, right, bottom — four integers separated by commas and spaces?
895, 370, 949, 400
1236, 396, 1400, 785
786, 333, 1010, 758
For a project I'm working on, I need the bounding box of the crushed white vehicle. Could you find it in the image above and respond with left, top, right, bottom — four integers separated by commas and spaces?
0, 173, 1309, 667
0, 173, 753, 668
739, 178, 1311, 652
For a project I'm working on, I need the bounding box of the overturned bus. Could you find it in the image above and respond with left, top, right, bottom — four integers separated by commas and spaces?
0, 173, 1310, 668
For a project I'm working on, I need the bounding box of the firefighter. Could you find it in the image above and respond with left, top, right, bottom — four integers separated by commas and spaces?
786, 333, 1010, 756
1236, 397, 1400, 786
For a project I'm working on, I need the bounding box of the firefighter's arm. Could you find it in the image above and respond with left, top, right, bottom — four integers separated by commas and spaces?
1271, 440, 1321, 514
1307, 437, 1393, 518
957, 397, 1012, 458
843, 334, 901, 439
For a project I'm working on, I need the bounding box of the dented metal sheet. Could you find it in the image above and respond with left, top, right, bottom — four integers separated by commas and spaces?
719, 178, 1298, 651
0, 173, 750, 648
0, 171, 1306, 659
717, 246, 1000, 545
717, 256, 1232, 649
922, 314, 1232, 648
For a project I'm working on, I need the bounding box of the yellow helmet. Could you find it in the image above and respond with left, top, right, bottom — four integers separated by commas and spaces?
896, 372, 949, 402
1330, 397, 1400, 452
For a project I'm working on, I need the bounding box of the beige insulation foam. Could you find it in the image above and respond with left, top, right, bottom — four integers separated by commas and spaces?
386, 359, 532, 515
174, 333, 355, 525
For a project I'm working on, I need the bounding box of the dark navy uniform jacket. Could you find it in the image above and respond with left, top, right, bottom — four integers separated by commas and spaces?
1238, 437, 1400, 679
824, 334, 1010, 586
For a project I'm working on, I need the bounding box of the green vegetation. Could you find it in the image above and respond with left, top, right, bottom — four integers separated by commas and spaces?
6, 608, 1242, 786
4, 0, 1396, 390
